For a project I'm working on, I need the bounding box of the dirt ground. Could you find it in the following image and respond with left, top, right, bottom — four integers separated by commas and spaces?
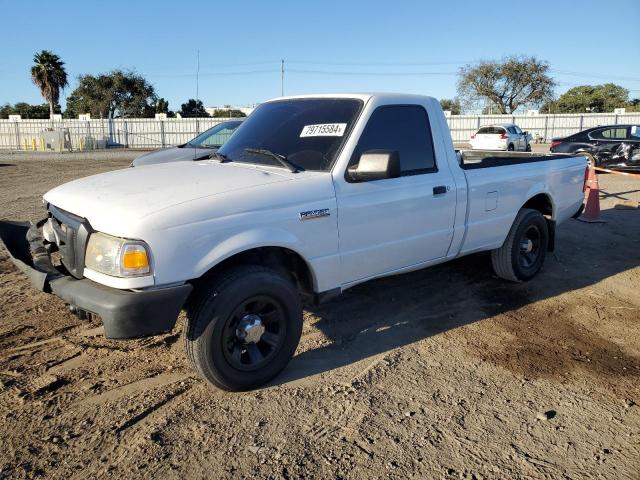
0, 149, 639, 479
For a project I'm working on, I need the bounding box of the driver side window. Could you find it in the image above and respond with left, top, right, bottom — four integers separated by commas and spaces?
350, 105, 437, 175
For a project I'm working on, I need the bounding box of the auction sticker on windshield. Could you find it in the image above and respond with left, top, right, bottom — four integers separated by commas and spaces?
300, 123, 347, 137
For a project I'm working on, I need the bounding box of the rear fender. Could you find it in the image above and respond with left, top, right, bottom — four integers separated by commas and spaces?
521, 185, 555, 219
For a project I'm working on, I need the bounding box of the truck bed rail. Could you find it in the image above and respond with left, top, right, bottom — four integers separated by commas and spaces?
458, 150, 576, 170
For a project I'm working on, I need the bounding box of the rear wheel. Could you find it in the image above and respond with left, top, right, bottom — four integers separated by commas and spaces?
525, 143, 532, 152
491, 208, 548, 282
185, 265, 303, 391
508, 144, 515, 151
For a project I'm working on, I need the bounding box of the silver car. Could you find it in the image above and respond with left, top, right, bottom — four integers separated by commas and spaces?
132, 120, 244, 167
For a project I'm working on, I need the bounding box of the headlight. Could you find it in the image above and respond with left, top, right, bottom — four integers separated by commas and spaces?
85, 232, 151, 277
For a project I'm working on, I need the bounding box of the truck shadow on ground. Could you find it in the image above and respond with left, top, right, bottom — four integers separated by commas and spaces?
275, 209, 640, 387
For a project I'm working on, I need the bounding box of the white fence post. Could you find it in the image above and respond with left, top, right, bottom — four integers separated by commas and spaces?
14, 121, 20, 150
543, 116, 549, 141
124, 121, 129, 148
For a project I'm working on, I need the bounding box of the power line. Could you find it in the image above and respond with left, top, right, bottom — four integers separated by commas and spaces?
147, 69, 280, 78
550, 69, 640, 83
286, 60, 475, 66
287, 68, 457, 76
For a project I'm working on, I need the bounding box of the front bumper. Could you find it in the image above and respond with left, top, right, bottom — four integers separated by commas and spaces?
0, 220, 192, 339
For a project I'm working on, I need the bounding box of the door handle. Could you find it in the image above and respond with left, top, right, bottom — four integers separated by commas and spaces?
433, 185, 447, 195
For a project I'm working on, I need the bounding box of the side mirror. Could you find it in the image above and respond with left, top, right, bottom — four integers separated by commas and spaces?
347, 150, 400, 182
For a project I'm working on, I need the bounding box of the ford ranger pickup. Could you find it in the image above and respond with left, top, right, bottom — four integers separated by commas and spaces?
0, 93, 587, 391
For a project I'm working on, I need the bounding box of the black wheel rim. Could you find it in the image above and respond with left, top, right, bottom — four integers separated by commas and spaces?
221, 295, 286, 372
518, 225, 541, 269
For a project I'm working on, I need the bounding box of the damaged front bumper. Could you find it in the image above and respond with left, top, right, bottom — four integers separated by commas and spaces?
0, 220, 192, 339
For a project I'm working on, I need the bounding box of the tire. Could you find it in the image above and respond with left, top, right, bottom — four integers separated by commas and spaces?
507, 144, 515, 151
491, 208, 548, 282
525, 143, 532, 152
184, 265, 303, 391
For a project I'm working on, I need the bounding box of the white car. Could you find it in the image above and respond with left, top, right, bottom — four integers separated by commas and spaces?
470, 123, 532, 151
0, 94, 586, 391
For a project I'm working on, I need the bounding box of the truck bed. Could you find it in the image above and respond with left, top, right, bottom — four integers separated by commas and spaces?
455, 149, 586, 257
458, 150, 574, 170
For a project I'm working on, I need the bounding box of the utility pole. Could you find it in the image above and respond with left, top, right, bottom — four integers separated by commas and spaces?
281, 59, 284, 97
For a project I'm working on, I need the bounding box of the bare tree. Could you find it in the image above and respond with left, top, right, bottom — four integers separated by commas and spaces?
457, 56, 555, 114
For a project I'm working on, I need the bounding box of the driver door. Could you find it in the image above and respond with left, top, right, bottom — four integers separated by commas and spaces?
334, 105, 457, 285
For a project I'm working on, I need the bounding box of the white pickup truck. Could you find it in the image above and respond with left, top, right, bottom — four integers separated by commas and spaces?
0, 94, 587, 391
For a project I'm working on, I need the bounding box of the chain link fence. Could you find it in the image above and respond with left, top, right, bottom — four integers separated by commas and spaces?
1, 113, 640, 150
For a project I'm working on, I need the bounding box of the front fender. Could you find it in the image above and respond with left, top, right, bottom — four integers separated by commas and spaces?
194, 227, 320, 288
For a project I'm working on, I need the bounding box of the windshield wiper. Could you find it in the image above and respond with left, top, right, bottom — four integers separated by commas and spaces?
208, 151, 230, 163
244, 148, 300, 173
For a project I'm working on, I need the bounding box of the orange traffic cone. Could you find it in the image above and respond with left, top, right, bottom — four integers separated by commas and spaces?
578, 165, 605, 223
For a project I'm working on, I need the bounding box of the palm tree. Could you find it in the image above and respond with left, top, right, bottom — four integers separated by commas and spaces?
31, 50, 68, 119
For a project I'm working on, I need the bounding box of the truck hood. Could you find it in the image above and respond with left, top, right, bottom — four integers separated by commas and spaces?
132, 146, 211, 166
44, 160, 292, 228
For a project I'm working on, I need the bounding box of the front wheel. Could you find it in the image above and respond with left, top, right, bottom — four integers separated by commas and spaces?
185, 265, 303, 391
491, 208, 549, 282
507, 144, 515, 151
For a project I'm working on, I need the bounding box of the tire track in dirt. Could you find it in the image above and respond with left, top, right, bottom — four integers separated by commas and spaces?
76, 372, 191, 408
114, 382, 193, 433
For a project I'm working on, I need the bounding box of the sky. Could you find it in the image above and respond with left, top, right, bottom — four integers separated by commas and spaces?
1, 0, 639, 112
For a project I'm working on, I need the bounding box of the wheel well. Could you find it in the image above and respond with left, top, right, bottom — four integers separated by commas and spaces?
192, 247, 315, 297
522, 193, 555, 252
522, 193, 553, 218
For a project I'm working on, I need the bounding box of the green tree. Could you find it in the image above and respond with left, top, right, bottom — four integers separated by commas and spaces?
179, 99, 209, 117
65, 70, 157, 118
541, 84, 630, 113
627, 98, 640, 112
439, 98, 461, 115
0, 102, 61, 119
153, 97, 175, 117
30, 50, 68, 119
155, 97, 169, 114
457, 56, 555, 114
211, 108, 246, 118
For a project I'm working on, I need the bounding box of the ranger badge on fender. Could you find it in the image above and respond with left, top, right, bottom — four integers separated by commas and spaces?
299, 208, 330, 221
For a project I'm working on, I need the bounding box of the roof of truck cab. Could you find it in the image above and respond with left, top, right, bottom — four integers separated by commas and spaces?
264, 93, 437, 103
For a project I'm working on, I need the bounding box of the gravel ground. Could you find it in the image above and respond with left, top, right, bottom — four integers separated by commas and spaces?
0, 150, 639, 479
0, 149, 150, 160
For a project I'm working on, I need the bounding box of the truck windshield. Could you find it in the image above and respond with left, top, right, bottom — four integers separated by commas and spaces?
217, 98, 363, 172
